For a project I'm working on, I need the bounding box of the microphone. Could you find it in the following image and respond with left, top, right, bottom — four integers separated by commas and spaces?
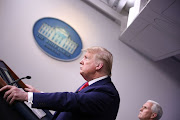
9, 76, 31, 85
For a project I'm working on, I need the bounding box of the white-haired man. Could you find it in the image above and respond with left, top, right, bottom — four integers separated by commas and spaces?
138, 100, 163, 120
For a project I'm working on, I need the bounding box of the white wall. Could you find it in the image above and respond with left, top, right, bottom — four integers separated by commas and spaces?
0, 0, 179, 120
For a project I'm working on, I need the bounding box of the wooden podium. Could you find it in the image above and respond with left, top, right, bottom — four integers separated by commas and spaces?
0, 60, 53, 120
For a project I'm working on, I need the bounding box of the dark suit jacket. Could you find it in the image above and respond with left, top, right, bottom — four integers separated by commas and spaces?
32, 77, 120, 120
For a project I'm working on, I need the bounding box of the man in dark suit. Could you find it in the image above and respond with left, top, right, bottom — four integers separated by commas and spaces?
0, 46, 120, 120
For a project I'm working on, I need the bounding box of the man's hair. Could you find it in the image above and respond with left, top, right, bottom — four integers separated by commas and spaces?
84, 46, 113, 76
147, 100, 163, 120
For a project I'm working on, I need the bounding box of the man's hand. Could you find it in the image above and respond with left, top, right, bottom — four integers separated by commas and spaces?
0, 85, 28, 105
24, 84, 40, 93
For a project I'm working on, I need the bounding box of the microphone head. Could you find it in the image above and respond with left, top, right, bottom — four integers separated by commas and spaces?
26, 76, 31, 79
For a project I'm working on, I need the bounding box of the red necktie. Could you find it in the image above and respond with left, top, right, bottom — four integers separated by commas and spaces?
78, 82, 89, 91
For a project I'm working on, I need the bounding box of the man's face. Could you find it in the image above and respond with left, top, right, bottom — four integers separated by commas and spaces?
80, 51, 97, 80
138, 102, 153, 120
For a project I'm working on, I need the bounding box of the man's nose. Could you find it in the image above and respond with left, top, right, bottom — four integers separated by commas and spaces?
80, 59, 83, 64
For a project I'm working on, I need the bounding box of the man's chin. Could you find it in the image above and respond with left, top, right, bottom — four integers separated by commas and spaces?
80, 72, 84, 77
80, 71, 83, 75
138, 114, 142, 119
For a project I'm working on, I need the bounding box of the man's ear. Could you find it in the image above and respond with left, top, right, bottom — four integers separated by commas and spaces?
96, 62, 103, 70
151, 113, 157, 119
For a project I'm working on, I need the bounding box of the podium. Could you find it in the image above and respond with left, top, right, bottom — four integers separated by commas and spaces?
0, 60, 53, 120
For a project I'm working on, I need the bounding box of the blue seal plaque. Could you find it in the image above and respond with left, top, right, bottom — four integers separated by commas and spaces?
33, 17, 83, 61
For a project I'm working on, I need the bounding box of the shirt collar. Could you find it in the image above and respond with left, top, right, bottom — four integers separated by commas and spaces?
88, 75, 108, 86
